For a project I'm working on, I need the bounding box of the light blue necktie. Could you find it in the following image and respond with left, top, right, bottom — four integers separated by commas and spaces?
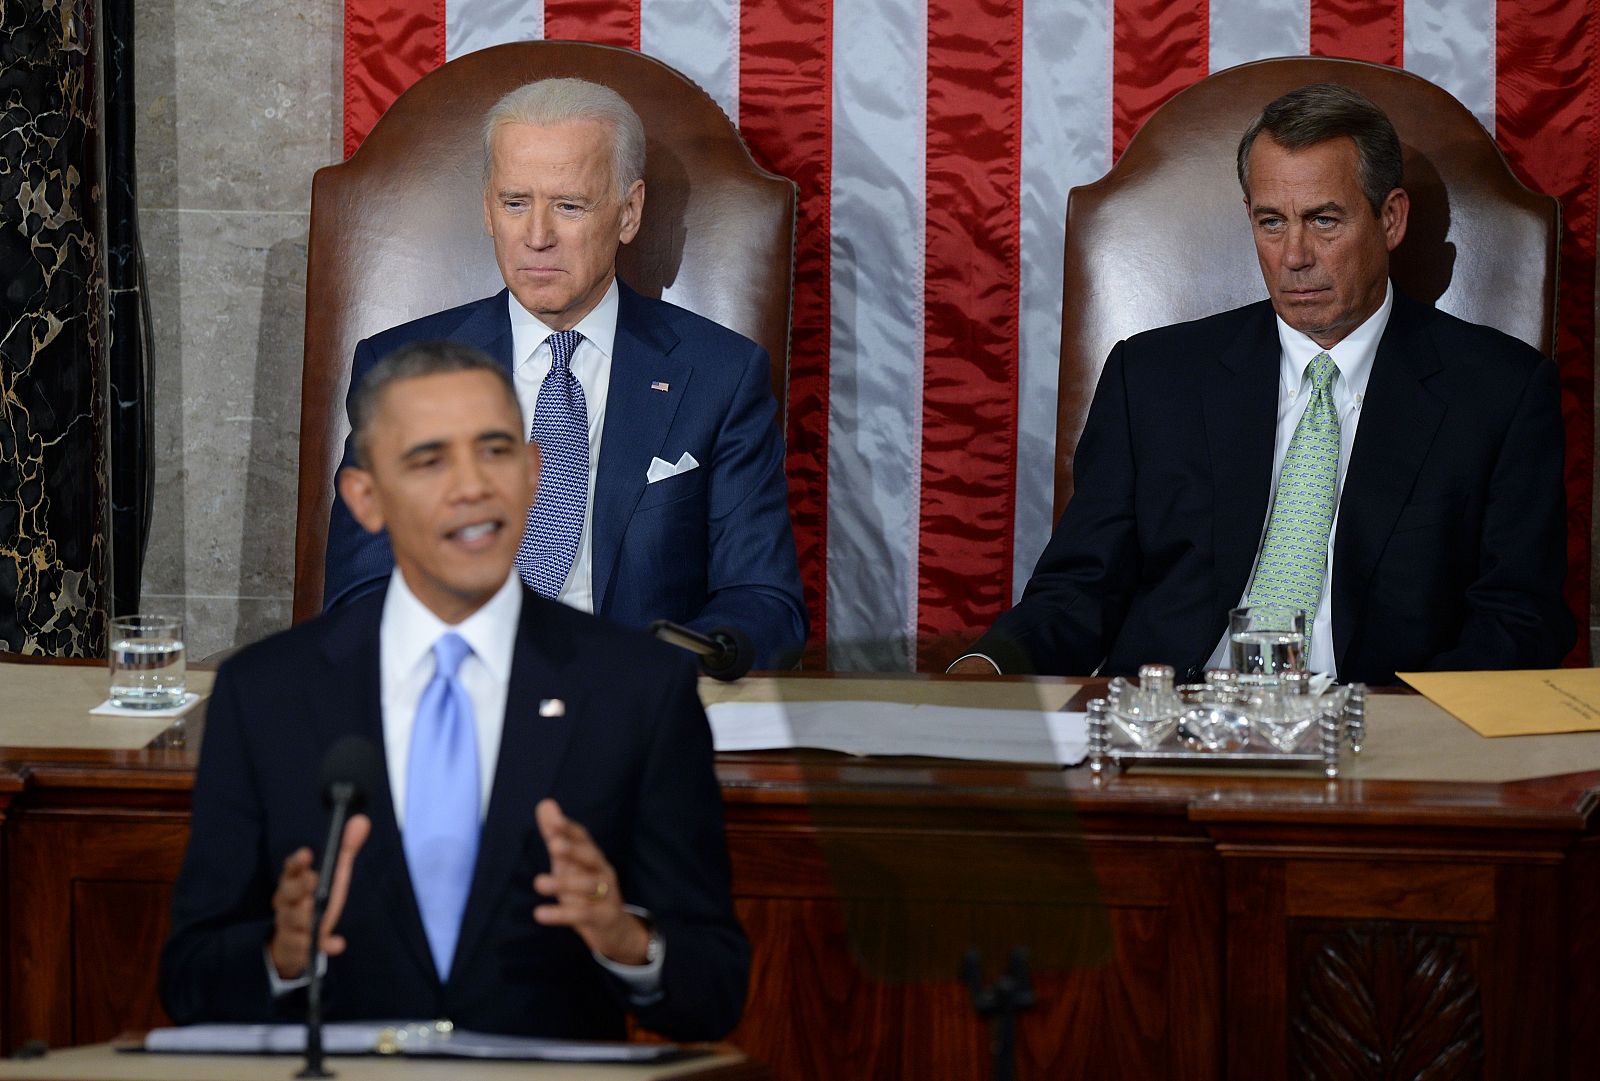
516, 330, 589, 597
404, 632, 480, 982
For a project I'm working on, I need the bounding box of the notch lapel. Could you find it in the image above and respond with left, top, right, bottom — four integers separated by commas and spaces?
590, 285, 690, 611
455, 289, 517, 374
449, 593, 585, 981
314, 592, 437, 987
1202, 304, 1282, 624
1331, 296, 1445, 671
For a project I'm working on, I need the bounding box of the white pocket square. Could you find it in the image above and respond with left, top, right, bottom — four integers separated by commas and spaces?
646, 451, 700, 484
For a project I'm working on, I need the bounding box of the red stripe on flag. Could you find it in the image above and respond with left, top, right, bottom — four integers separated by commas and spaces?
343, 0, 444, 157
917, 0, 1024, 670
544, 0, 641, 50
1112, 0, 1208, 160
1310, 0, 1402, 65
1496, 0, 1597, 664
738, 0, 832, 665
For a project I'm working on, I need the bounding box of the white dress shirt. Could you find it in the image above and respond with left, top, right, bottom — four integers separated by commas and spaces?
1204, 281, 1393, 677
509, 280, 619, 613
379, 565, 520, 825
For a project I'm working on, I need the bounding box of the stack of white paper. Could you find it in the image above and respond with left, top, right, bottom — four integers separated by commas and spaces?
707, 700, 1087, 766
142, 1023, 683, 1062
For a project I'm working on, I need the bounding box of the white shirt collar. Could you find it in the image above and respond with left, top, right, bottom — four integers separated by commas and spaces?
507, 277, 620, 365
1275, 279, 1392, 399
379, 566, 522, 685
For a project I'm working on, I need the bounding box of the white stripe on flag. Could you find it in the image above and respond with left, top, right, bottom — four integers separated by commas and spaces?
1014, 0, 1115, 600
640, 0, 740, 125
1403, 0, 1496, 132
445, 0, 545, 60
827, 0, 928, 670
1210, 0, 1310, 73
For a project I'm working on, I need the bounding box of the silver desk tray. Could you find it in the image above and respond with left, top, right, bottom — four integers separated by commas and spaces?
1106, 744, 1332, 770
1087, 685, 1366, 778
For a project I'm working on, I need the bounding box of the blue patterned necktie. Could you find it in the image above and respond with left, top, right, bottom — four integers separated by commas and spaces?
1248, 351, 1341, 615
516, 330, 589, 597
404, 632, 480, 982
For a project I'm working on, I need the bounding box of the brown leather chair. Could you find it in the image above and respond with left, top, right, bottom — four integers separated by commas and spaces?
1055, 56, 1559, 517
293, 41, 796, 622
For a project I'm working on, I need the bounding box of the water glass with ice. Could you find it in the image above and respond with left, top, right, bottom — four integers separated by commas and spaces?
109, 615, 187, 709
1228, 605, 1306, 686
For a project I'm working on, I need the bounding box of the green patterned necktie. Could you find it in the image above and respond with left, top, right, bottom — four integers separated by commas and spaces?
1248, 351, 1340, 615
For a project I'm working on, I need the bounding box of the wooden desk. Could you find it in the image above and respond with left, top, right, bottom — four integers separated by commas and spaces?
0, 1042, 764, 1080
3, 662, 1599, 1080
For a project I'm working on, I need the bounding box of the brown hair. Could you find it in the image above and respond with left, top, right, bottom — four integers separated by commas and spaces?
1237, 83, 1403, 215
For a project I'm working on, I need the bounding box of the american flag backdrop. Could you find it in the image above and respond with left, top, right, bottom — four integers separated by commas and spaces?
343, 0, 1597, 671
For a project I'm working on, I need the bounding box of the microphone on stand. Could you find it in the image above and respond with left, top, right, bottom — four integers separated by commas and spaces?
298, 736, 380, 1079
649, 620, 756, 681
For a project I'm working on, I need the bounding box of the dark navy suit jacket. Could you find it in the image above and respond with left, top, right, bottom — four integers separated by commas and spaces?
976, 291, 1572, 684
323, 282, 806, 669
160, 585, 749, 1040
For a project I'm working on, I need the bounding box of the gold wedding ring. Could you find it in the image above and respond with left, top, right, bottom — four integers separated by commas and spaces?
590, 879, 610, 903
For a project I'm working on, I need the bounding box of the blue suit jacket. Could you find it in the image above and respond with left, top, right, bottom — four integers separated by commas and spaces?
160, 585, 748, 1040
324, 282, 807, 668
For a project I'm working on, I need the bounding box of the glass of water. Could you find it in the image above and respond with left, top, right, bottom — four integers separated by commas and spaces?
1229, 605, 1306, 686
109, 615, 187, 709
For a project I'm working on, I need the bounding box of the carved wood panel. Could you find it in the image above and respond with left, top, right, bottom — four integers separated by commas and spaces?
1290, 923, 1484, 1081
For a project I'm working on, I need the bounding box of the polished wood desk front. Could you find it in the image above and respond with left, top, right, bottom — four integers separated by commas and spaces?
2, 661, 1598, 1080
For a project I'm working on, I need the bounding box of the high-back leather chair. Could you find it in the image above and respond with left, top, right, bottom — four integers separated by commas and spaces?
293, 42, 796, 621
1055, 56, 1559, 517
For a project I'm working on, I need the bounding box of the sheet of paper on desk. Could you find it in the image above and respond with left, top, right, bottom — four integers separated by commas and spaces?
142, 1023, 681, 1061
1397, 668, 1600, 737
708, 701, 1088, 765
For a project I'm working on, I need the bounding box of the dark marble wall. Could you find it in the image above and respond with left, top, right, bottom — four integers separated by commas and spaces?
104, 0, 152, 618
0, 0, 111, 656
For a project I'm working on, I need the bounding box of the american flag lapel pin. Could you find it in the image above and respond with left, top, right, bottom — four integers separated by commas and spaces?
650, 380, 670, 393
539, 698, 565, 718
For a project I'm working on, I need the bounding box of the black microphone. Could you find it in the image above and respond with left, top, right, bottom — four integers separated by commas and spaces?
649, 620, 756, 681
299, 736, 380, 1079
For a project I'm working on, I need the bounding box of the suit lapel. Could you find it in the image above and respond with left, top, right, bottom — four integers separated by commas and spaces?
454, 289, 517, 373
1202, 303, 1282, 623
591, 283, 690, 611
1331, 294, 1445, 670
313, 590, 438, 986
450, 593, 585, 981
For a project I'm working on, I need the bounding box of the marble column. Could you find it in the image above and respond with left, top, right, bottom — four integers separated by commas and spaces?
0, 0, 111, 656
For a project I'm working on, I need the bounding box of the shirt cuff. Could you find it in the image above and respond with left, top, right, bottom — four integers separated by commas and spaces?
591, 905, 664, 1005
948, 652, 1002, 674
265, 946, 324, 997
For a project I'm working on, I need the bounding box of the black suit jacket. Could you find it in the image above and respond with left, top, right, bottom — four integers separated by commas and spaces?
160, 586, 748, 1041
976, 291, 1572, 684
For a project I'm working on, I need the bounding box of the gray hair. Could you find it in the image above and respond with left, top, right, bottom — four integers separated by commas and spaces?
348, 340, 518, 467
1236, 83, 1404, 216
481, 77, 646, 199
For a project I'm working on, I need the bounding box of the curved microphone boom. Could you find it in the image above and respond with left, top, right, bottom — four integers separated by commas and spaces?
649, 620, 756, 681
299, 736, 381, 1079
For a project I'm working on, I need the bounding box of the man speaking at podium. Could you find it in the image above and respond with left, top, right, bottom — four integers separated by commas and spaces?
160, 342, 747, 1040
